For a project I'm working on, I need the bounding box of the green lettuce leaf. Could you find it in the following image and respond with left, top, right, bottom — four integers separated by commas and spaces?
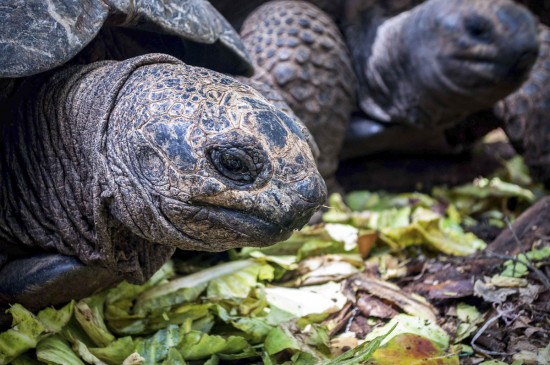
0, 302, 73, 365
179, 331, 231, 361
135, 324, 182, 364
161, 348, 186, 365
74, 294, 114, 347
36, 335, 84, 365
89, 336, 135, 365
364, 314, 449, 349
207, 263, 274, 299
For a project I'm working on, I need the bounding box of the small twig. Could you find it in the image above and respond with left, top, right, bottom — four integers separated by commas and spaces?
344, 307, 359, 333
471, 304, 519, 357
328, 302, 354, 337
504, 218, 522, 252
412, 262, 427, 281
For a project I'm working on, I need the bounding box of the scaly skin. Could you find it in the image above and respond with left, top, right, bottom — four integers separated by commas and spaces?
240, 1, 356, 189
238, 0, 539, 188
345, 0, 539, 128
0, 53, 326, 307
342, 0, 550, 187
217, 0, 550, 188
0, 0, 253, 77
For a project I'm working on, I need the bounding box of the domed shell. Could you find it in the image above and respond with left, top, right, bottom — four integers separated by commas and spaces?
0, 0, 252, 78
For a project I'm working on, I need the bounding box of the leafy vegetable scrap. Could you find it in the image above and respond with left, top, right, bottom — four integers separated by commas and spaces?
1, 157, 548, 364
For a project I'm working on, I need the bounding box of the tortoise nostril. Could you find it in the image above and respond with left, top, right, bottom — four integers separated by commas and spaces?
464, 15, 494, 43
290, 174, 328, 206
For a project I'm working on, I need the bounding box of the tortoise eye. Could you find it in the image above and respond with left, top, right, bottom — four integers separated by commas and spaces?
208, 147, 262, 185
221, 153, 243, 172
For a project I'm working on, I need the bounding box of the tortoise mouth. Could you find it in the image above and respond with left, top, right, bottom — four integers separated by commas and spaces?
204, 205, 294, 243
159, 199, 294, 248
437, 55, 529, 95
448, 55, 506, 80
187, 205, 301, 248
447, 48, 537, 84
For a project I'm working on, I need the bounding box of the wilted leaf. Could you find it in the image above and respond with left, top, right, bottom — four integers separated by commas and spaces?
74, 295, 114, 347
36, 335, 84, 365
433, 176, 536, 218
89, 336, 135, 365
327, 192, 486, 255
122, 353, 145, 365
3, 157, 544, 365
0, 302, 73, 365
474, 280, 517, 304
214, 304, 274, 343
37, 302, 74, 334
366, 333, 459, 365
264, 325, 322, 362
161, 348, 186, 365
136, 260, 255, 311
364, 315, 449, 350
207, 263, 273, 299
324, 326, 393, 365
71, 339, 108, 365
264, 328, 300, 355
500, 156, 533, 186
347, 274, 437, 322
518, 284, 542, 305
490, 275, 528, 288
357, 231, 378, 258
265, 285, 344, 318
356, 294, 398, 319
325, 224, 359, 251
381, 215, 485, 256
296, 255, 362, 286
0, 305, 46, 364
135, 324, 182, 364
453, 303, 484, 343
456, 303, 481, 323
452, 177, 535, 201
179, 331, 252, 361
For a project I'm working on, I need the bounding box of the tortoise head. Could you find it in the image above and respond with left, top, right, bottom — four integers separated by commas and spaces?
413, 0, 539, 101
354, 0, 539, 127
106, 61, 326, 251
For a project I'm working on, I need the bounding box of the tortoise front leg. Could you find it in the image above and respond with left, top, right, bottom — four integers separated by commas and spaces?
0, 254, 121, 312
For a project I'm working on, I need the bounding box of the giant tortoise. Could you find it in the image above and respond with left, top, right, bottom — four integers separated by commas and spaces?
212, 0, 550, 188
0, 0, 326, 311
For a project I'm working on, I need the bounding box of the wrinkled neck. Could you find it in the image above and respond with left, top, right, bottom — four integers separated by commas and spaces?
0, 59, 176, 283
0, 63, 111, 260
342, 5, 387, 117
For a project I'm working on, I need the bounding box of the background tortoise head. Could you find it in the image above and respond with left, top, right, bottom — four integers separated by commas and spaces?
355, 0, 539, 127
105, 61, 327, 251
413, 0, 539, 98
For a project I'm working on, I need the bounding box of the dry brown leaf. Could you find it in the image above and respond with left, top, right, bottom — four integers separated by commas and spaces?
347, 273, 437, 322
